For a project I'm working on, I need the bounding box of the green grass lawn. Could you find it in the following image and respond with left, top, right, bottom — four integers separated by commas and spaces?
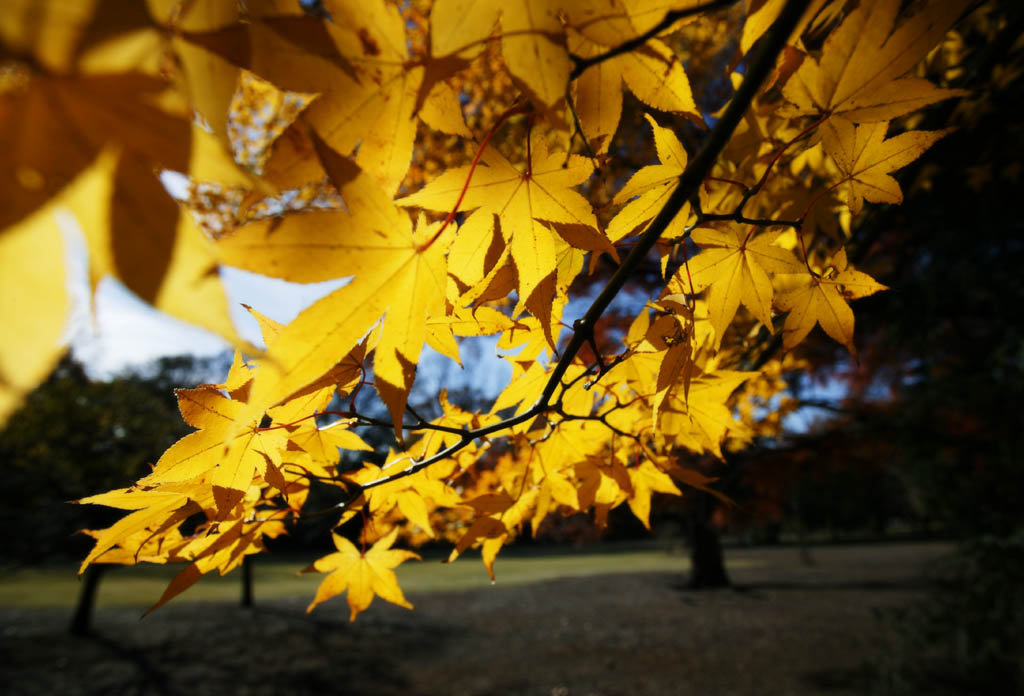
0, 545, 753, 610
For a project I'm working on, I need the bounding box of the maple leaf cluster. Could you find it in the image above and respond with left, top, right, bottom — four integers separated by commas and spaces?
0, 0, 970, 619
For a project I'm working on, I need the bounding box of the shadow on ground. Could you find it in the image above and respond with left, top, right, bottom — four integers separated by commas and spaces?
2, 600, 455, 696
1, 542, 949, 696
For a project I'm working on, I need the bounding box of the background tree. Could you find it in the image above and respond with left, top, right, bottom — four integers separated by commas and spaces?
0, 356, 225, 562
0, 354, 224, 633
0, 0, 992, 620
796, 5, 1023, 690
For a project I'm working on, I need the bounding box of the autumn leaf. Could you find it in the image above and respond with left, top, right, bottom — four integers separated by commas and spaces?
257, 0, 425, 195
683, 225, 803, 344
0, 67, 188, 235
145, 516, 286, 616
430, 0, 570, 108
77, 487, 199, 574
608, 114, 692, 243
427, 305, 516, 365
398, 134, 600, 318
373, 215, 451, 433
0, 33, 238, 342
167, 0, 425, 195
447, 487, 539, 580
287, 419, 373, 477
776, 248, 887, 354
350, 460, 463, 538
0, 175, 71, 423
140, 386, 288, 516
782, 0, 969, 123
659, 370, 753, 458
304, 528, 420, 620
821, 119, 949, 215
627, 459, 682, 530
570, 30, 698, 152
218, 158, 449, 432
635, 302, 696, 420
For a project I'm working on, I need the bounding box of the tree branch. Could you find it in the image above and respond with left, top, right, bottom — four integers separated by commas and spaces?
339, 0, 811, 506
568, 0, 742, 81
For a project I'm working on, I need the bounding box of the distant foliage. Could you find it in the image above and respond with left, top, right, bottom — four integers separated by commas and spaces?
873, 534, 1024, 695
0, 358, 191, 560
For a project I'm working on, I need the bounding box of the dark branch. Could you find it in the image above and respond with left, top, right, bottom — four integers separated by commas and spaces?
568, 0, 742, 81
334, 0, 811, 507
697, 212, 803, 229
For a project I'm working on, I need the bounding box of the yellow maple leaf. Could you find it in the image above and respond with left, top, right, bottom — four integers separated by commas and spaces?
141, 386, 288, 516
398, 134, 600, 317
683, 225, 804, 344
258, 0, 424, 195
0, 48, 188, 235
431, 0, 570, 107
77, 487, 199, 574
822, 118, 949, 215
0, 177, 70, 424
426, 305, 516, 366
373, 215, 451, 432
287, 420, 373, 475
782, 0, 969, 123
166, 0, 423, 195
570, 32, 698, 152
627, 459, 682, 530
447, 487, 539, 580
145, 514, 286, 615
218, 158, 448, 432
351, 459, 463, 539
0, 16, 238, 343
635, 302, 695, 420
303, 528, 420, 620
775, 248, 887, 354
607, 114, 692, 242
659, 370, 752, 458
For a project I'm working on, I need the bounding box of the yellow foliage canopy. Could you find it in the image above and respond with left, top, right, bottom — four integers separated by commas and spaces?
0, 0, 972, 618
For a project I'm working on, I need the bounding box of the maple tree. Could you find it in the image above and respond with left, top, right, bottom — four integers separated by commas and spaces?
0, 0, 977, 619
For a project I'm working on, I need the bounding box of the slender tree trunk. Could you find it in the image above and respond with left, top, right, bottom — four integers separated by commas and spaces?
241, 555, 253, 608
792, 485, 816, 566
687, 491, 730, 588
70, 564, 106, 636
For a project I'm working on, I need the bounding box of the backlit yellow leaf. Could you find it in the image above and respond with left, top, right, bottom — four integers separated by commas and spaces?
782, 0, 969, 123
684, 225, 803, 343
608, 115, 693, 242
821, 118, 949, 215
399, 135, 599, 322
304, 528, 420, 620
776, 250, 887, 355
0, 183, 69, 424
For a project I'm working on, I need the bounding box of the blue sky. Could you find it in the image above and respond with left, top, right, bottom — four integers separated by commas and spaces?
62, 218, 843, 431
63, 221, 515, 397
62, 211, 348, 378
67, 268, 347, 376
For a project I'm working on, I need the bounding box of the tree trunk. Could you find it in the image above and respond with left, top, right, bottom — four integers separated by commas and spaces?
687, 492, 730, 588
70, 564, 106, 636
241, 555, 253, 608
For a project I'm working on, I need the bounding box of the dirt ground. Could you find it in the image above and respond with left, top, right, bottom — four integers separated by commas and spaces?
0, 542, 949, 696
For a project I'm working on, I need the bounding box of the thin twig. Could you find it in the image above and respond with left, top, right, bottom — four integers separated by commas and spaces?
568, 0, 742, 81
697, 212, 802, 228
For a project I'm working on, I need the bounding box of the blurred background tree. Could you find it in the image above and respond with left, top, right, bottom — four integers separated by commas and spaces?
761, 3, 1024, 691
0, 354, 224, 563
